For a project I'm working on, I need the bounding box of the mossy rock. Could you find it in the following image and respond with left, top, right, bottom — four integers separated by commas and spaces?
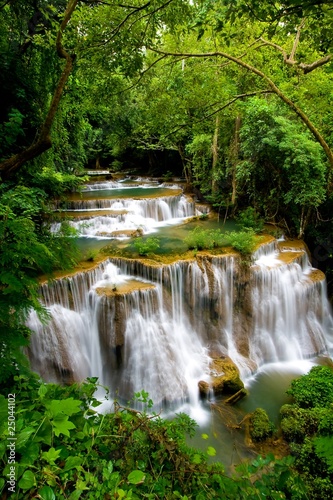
249, 408, 275, 442
199, 357, 245, 397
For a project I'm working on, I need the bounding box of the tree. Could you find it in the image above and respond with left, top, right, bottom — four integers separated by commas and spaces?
0, 0, 191, 179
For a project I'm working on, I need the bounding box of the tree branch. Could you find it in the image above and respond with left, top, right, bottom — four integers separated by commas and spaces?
162, 91, 274, 140
0, 0, 79, 179
148, 47, 333, 168
259, 19, 332, 74
289, 19, 306, 61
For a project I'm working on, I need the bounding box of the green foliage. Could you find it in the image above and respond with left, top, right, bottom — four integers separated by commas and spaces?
29, 167, 88, 198
0, 375, 307, 499
238, 98, 327, 236
279, 366, 333, 499
249, 408, 275, 442
236, 207, 264, 233
224, 229, 260, 255
185, 227, 226, 250
286, 365, 333, 409
133, 236, 160, 255
0, 183, 79, 385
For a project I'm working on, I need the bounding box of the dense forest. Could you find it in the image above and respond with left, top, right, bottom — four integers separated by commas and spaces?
1, 0, 333, 498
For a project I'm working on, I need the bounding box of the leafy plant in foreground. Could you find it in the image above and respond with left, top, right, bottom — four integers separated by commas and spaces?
0, 375, 304, 499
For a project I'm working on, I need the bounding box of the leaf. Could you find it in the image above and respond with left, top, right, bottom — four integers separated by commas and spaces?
192, 454, 202, 464
63, 456, 83, 472
68, 491, 83, 500
20, 443, 40, 466
52, 416, 76, 437
38, 485, 56, 500
38, 384, 48, 399
47, 398, 81, 417
127, 470, 146, 485
207, 446, 216, 457
16, 428, 35, 450
18, 470, 35, 490
41, 447, 61, 464
201, 433, 209, 440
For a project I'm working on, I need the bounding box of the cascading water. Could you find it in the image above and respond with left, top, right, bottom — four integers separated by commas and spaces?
51, 194, 197, 238
29, 178, 333, 420
28, 243, 333, 411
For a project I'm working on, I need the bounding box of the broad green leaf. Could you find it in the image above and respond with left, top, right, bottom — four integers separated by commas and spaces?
41, 447, 61, 464
38, 384, 48, 399
63, 456, 83, 472
52, 416, 76, 437
16, 428, 35, 450
20, 443, 40, 466
127, 470, 145, 485
47, 398, 81, 417
18, 470, 35, 490
201, 433, 209, 440
38, 485, 56, 500
69, 490, 82, 500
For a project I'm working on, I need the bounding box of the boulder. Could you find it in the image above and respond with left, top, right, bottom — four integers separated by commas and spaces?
199, 356, 245, 398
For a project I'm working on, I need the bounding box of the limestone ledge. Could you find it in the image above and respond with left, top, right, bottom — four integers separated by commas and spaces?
95, 280, 155, 296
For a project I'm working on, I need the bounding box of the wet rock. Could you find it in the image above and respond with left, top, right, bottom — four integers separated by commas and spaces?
199, 356, 245, 397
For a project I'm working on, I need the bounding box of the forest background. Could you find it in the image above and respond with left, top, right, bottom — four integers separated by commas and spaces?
1, 1, 333, 498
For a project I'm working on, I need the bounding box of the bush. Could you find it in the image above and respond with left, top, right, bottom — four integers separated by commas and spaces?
249, 408, 275, 442
225, 229, 259, 255
287, 365, 333, 409
184, 227, 226, 250
133, 237, 160, 255
236, 207, 264, 233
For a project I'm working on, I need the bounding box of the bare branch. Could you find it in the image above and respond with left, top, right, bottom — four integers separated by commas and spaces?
289, 19, 306, 62
299, 55, 332, 73
259, 20, 332, 74
259, 37, 288, 62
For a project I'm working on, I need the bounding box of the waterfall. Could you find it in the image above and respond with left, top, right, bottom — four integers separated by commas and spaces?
53, 194, 194, 216
51, 195, 196, 238
28, 245, 333, 406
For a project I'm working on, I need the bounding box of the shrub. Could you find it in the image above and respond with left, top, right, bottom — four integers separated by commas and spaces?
133, 237, 160, 255
249, 408, 275, 442
287, 365, 333, 409
184, 227, 226, 250
236, 207, 264, 233
225, 229, 259, 255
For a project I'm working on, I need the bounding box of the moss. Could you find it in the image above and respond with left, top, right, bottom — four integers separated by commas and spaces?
249, 408, 275, 442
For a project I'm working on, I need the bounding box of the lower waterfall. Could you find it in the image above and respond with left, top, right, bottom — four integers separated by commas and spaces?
27, 243, 333, 411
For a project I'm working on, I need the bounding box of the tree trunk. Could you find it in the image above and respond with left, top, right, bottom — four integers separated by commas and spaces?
177, 143, 192, 187
298, 206, 312, 239
211, 114, 220, 193
0, 0, 78, 180
230, 115, 241, 207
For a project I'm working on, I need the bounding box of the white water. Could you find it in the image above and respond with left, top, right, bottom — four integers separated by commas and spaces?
28, 246, 333, 411
51, 195, 196, 238
30, 180, 333, 413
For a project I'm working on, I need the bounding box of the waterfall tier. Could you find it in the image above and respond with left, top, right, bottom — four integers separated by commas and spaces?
52, 195, 197, 238
28, 242, 333, 404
